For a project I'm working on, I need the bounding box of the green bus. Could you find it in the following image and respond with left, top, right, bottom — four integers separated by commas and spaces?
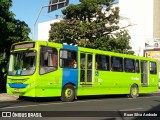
7, 41, 159, 102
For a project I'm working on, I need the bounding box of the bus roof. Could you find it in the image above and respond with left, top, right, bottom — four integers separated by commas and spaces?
11, 40, 158, 62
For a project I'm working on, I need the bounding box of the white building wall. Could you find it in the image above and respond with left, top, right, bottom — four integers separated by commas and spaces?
118, 0, 154, 56
154, 0, 160, 39
38, 19, 61, 41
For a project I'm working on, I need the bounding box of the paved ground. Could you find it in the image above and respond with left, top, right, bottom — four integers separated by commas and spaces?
0, 89, 160, 102
0, 93, 18, 102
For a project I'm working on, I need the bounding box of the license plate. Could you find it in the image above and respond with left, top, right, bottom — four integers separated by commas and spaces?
14, 89, 19, 93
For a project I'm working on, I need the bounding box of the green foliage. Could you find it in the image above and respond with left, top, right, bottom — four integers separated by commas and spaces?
0, 0, 30, 52
49, 0, 133, 55
0, 0, 30, 92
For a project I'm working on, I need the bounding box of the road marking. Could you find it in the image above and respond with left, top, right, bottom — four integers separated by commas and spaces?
0, 99, 107, 110
136, 95, 160, 99
0, 102, 66, 110
119, 108, 144, 111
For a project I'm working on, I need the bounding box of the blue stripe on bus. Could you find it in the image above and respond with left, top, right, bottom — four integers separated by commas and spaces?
8, 83, 28, 88
62, 44, 78, 88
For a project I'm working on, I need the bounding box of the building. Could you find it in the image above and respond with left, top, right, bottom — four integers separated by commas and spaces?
118, 0, 160, 56
38, 18, 61, 41
154, 0, 160, 39
38, 0, 160, 56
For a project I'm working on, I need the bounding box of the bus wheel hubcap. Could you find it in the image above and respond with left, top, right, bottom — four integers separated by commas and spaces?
133, 88, 137, 95
65, 88, 73, 98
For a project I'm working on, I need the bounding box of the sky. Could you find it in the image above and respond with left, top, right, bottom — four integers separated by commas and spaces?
11, 0, 118, 40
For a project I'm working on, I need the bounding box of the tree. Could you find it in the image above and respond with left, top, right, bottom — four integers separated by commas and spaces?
49, 0, 133, 54
0, 0, 30, 92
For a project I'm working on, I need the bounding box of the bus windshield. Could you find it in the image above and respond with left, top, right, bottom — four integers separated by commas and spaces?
8, 50, 36, 76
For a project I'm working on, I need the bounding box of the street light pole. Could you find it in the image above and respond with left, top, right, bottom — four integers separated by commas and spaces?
32, 0, 69, 40
32, 5, 49, 40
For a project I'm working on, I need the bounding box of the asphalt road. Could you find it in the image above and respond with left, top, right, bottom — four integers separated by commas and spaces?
0, 93, 160, 120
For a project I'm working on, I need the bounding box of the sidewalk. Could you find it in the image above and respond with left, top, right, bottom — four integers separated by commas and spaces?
0, 93, 18, 102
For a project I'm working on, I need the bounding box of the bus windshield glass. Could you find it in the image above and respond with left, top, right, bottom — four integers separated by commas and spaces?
8, 50, 36, 76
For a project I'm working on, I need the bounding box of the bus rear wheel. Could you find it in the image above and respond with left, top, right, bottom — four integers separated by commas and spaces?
129, 84, 139, 98
61, 84, 75, 102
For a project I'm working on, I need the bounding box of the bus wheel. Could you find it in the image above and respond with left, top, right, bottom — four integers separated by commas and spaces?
129, 84, 139, 98
61, 84, 75, 102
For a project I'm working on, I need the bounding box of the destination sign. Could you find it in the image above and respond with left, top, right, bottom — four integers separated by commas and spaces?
12, 42, 35, 50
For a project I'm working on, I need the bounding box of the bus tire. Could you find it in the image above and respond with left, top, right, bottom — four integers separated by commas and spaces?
129, 84, 139, 98
61, 84, 75, 102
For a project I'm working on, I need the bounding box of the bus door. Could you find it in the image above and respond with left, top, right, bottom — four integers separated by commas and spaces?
141, 61, 148, 86
80, 53, 93, 85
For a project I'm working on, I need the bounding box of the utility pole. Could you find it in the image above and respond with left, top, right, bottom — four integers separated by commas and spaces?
32, 5, 49, 40
32, 0, 69, 40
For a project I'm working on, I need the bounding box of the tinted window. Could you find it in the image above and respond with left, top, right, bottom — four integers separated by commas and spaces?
150, 62, 157, 74
124, 58, 135, 73
135, 60, 140, 73
111, 57, 123, 72
96, 54, 110, 71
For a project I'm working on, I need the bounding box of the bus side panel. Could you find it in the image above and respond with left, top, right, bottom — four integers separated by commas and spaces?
34, 44, 63, 97
35, 69, 63, 97
93, 72, 140, 95
104, 72, 131, 94
62, 68, 78, 87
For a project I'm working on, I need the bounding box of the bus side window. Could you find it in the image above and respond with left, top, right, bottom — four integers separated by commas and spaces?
135, 60, 140, 73
40, 47, 58, 74
150, 62, 157, 74
96, 54, 110, 71
124, 58, 135, 73
60, 49, 77, 68
52, 54, 57, 66
111, 56, 123, 72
